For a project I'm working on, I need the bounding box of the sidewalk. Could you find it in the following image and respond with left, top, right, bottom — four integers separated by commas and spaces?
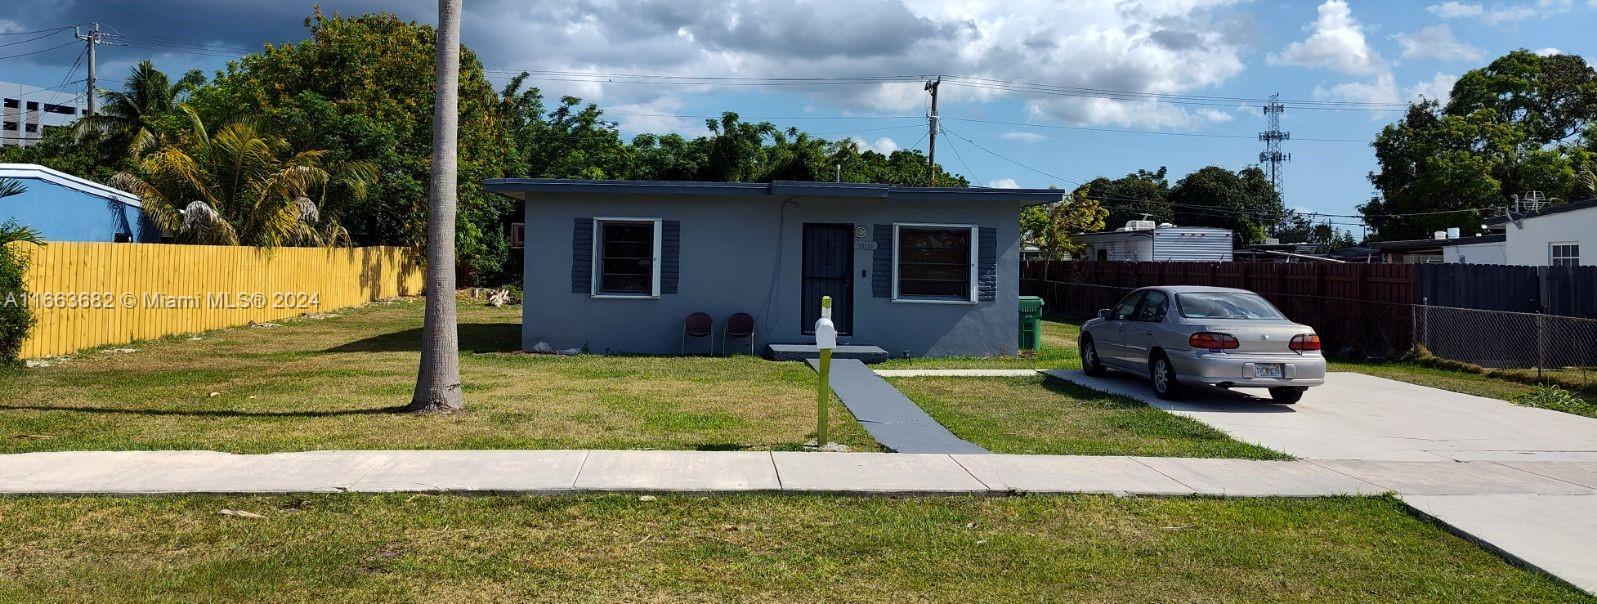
2, 449, 1591, 497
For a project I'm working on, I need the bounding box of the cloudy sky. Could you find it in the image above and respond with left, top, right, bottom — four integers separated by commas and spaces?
4, 0, 1594, 228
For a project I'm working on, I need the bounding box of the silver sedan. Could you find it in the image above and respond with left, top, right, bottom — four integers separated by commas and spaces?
1078, 285, 1325, 403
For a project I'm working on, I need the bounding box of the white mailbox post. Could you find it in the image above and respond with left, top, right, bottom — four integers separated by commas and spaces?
813, 295, 836, 445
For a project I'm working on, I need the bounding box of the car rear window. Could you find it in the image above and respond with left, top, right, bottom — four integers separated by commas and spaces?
1176, 292, 1284, 320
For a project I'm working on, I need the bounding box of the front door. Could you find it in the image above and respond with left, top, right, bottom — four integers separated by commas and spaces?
801, 223, 854, 335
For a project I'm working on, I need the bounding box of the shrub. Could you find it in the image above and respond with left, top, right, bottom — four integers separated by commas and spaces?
0, 240, 34, 366
1513, 385, 1596, 417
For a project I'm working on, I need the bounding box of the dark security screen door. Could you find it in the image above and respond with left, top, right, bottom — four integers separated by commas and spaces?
802, 223, 853, 335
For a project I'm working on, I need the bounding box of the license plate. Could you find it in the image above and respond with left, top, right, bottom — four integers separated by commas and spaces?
1255, 363, 1283, 378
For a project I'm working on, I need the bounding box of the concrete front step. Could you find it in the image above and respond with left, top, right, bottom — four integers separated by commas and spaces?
765, 343, 890, 363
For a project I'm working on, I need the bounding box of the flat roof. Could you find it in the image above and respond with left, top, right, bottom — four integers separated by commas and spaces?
1072, 226, 1234, 239
483, 178, 1068, 205
1368, 233, 1505, 251
1484, 197, 1597, 225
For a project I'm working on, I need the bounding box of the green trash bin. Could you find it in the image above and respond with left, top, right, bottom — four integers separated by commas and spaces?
1018, 296, 1045, 351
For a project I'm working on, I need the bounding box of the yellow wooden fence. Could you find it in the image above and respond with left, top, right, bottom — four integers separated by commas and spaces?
5, 243, 424, 358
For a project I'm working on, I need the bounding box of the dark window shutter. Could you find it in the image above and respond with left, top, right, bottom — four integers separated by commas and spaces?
661, 220, 680, 294
978, 226, 998, 301
872, 224, 893, 298
571, 218, 593, 293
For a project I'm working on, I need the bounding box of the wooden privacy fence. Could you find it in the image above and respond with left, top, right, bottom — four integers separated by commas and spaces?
1022, 260, 1416, 356
6, 243, 423, 358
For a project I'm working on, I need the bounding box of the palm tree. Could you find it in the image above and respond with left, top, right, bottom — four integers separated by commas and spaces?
0, 180, 42, 247
75, 60, 205, 158
107, 107, 373, 247
409, 0, 466, 413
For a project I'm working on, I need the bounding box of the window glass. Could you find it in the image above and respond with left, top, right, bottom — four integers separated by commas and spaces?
1551, 243, 1579, 267
1177, 292, 1285, 320
597, 221, 655, 295
1110, 292, 1144, 321
1134, 291, 1169, 322
897, 226, 971, 299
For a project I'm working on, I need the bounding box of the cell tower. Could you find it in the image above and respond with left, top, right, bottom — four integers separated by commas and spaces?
1258, 93, 1291, 197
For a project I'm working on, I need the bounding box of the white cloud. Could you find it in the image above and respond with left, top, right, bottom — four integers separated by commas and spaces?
1393, 25, 1484, 62
999, 131, 1049, 143
1270, 1, 1385, 76
1194, 108, 1236, 123
1426, 0, 1573, 23
1409, 72, 1460, 103
847, 136, 900, 154
0, 19, 24, 33
463, 0, 1259, 130
1313, 72, 1460, 108
987, 178, 1021, 189
1314, 73, 1402, 106
1536, 47, 1563, 56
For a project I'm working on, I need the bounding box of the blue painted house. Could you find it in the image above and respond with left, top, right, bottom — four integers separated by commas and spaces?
486, 179, 1065, 358
0, 163, 159, 242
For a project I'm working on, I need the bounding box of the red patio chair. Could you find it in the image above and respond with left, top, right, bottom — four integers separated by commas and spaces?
682, 312, 714, 354
721, 312, 756, 355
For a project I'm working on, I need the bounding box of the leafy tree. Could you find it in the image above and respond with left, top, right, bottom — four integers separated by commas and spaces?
1168, 165, 1284, 243
1022, 187, 1107, 260
75, 60, 205, 158
1078, 168, 1172, 228
1363, 50, 1597, 240
498, 74, 629, 179
191, 9, 513, 281
108, 107, 373, 246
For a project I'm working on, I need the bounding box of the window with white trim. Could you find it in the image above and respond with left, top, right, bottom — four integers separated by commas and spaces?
1551, 243, 1580, 267
592, 218, 662, 297
893, 224, 976, 302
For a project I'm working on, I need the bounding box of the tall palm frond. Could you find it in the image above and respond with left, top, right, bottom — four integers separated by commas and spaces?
0, 178, 25, 200
0, 220, 42, 247
108, 105, 354, 248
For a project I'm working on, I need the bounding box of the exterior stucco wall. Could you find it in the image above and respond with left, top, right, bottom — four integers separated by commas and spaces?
0, 177, 157, 242
520, 192, 1023, 357
1501, 209, 1595, 266
1443, 241, 1507, 264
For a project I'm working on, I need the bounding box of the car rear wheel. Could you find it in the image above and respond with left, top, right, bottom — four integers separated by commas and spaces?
1080, 337, 1106, 376
1268, 387, 1305, 404
1151, 355, 1182, 400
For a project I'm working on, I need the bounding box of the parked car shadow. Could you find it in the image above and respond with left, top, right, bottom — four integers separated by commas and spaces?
323, 323, 521, 354
1081, 369, 1299, 414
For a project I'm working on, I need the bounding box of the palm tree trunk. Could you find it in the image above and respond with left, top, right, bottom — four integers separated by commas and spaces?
409, 0, 465, 412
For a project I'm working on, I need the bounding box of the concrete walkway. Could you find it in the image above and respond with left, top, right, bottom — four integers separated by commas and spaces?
808, 358, 987, 454
11, 449, 1591, 497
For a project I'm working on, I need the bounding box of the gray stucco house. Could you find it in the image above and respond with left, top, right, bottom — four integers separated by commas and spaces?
485, 179, 1064, 358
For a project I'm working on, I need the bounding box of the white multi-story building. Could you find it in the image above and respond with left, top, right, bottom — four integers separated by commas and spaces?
0, 80, 85, 147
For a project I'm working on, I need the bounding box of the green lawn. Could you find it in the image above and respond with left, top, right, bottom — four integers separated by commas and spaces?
0, 493, 1584, 602
873, 318, 1082, 369
0, 300, 876, 453
890, 375, 1287, 459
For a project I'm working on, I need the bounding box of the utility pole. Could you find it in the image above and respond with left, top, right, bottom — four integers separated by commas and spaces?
1258, 93, 1291, 199
74, 23, 107, 117
925, 76, 941, 187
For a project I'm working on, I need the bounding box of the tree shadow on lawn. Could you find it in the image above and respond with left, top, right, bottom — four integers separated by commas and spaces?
323, 323, 521, 354
0, 404, 410, 418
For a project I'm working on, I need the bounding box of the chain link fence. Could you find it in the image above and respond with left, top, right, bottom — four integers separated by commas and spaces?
1023, 277, 1597, 390
1414, 304, 1597, 388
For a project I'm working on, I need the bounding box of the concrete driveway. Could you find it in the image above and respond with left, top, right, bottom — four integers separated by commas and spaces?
1043, 370, 1597, 462
1045, 369, 1597, 593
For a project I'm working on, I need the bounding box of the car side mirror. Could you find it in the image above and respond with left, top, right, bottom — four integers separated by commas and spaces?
1097, 308, 1111, 320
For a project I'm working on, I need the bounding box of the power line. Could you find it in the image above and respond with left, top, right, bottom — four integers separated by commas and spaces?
0, 28, 70, 48
942, 116, 1368, 143
0, 25, 79, 36
0, 39, 77, 60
